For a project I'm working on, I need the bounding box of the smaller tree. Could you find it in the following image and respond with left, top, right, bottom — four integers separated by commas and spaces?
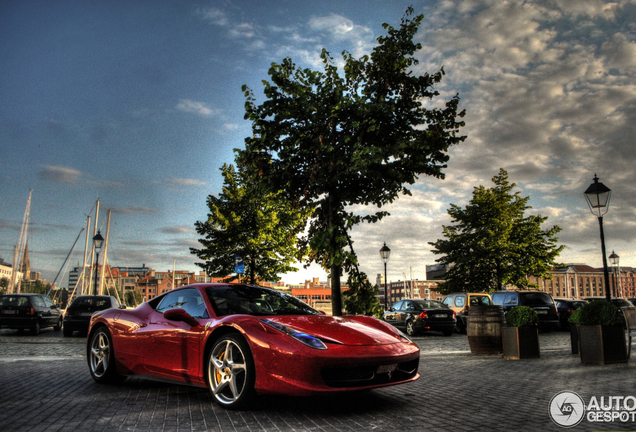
342, 272, 383, 318
191, 160, 308, 284
430, 168, 563, 294
0, 277, 8, 295
125, 290, 144, 307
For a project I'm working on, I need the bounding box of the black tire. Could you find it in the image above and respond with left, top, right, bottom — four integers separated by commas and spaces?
87, 327, 125, 384
54, 318, 62, 331
32, 321, 40, 335
406, 320, 417, 337
63, 326, 73, 337
206, 333, 255, 409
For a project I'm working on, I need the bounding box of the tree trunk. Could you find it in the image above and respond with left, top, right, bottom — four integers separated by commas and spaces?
331, 264, 342, 316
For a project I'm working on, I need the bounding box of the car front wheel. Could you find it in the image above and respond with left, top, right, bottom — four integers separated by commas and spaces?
87, 327, 124, 384
207, 333, 255, 409
32, 321, 40, 335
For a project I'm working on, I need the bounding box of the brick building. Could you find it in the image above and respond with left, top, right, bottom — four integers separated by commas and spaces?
531, 264, 636, 299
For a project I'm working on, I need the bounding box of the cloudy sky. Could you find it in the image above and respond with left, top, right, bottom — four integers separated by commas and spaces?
1, 0, 635, 287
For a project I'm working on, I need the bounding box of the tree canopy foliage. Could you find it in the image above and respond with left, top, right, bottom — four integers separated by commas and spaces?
191, 161, 308, 284
429, 169, 564, 294
239, 8, 466, 314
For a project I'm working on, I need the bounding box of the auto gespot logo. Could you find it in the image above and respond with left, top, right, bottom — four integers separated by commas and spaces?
550, 391, 636, 428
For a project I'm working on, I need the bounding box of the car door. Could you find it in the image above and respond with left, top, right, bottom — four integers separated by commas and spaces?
41, 296, 61, 326
384, 301, 403, 327
136, 289, 207, 381
400, 301, 416, 328
31, 296, 51, 327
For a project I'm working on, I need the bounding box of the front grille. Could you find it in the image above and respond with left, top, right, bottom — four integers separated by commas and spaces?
321, 358, 419, 388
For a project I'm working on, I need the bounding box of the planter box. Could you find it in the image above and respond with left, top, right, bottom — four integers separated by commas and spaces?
502, 326, 540, 360
570, 324, 579, 355
578, 325, 627, 365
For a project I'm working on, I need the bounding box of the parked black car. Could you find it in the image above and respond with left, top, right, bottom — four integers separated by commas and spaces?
0, 293, 63, 335
491, 291, 559, 331
554, 298, 588, 330
383, 299, 456, 337
63, 295, 123, 336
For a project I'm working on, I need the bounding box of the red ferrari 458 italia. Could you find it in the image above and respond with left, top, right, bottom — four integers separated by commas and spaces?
86, 283, 420, 409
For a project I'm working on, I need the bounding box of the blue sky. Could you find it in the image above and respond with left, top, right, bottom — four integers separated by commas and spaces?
1, 0, 635, 287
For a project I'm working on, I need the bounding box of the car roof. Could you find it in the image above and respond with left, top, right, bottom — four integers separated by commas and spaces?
445, 292, 491, 296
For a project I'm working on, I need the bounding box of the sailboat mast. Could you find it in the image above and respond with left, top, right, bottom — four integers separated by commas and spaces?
10, 190, 32, 294
88, 200, 99, 295
98, 209, 111, 295
79, 215, 91, 296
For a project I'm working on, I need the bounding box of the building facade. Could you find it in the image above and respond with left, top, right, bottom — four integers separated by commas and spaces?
532, 264, 636, 299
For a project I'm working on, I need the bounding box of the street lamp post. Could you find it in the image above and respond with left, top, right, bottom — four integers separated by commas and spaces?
584, 175, 612, 302
380, 243, 391, 310
609, 251, 620, 297
92, 231, 104, 296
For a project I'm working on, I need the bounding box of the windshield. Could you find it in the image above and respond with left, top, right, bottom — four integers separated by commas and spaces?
414, 301, 446, 310
521, 292, 554, 306
0, 296, 31, 307
70, 297, 114, 310
206, 285, 321, 317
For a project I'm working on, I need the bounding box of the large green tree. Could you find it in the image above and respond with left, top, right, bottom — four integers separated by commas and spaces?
239, 8, 466, 314
429, 169, 564, 294
191, 161, 308, 284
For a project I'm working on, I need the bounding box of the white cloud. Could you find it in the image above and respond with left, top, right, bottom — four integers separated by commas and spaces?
168, 178, 206, 187
38, 165, 82, 184
198, 7, 228, 26
175, 99, 218, 117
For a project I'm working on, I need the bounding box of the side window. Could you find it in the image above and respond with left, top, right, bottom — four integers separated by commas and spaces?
405, 302, 414, 311
32, 296, 46, 308
42, 296, 55, 308
110, 297, 120, 309
392, 301, 403, 310
455, 296, 465, 307
492, 294, 504, 306
479, 296, 492, 306
156, 289, 208, 319
443, 296, 454, 306
504, 294, 518, 306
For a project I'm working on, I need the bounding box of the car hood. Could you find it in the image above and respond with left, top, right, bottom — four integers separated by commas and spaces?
264, 315, 402, 346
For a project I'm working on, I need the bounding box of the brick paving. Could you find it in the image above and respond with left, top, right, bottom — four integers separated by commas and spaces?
1, 328, 636, 431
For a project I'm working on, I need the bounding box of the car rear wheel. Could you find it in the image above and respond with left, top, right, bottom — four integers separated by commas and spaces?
32, 321, 40, 335
207, 333, 255, 409
406, 320, 417, 337
54, 317, 62, 331
87, 327, 125, 384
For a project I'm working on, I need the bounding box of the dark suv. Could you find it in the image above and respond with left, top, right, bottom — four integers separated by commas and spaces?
0, 293, 63, 335
491, 291, 559, 331
63, 295, 123, 336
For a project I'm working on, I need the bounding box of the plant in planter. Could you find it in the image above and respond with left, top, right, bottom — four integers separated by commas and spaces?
568, 308, 582, 355
577, 300, 627, 365
502, 306, 540, 359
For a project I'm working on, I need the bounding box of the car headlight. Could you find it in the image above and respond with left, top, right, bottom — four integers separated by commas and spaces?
260, 319, 328, 350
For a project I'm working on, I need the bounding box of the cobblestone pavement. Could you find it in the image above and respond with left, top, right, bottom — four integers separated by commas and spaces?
2, 328, 636, 431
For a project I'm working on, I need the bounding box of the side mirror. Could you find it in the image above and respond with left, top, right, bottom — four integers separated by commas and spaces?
120, 305, 127, 310
163, 308, 199, 327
